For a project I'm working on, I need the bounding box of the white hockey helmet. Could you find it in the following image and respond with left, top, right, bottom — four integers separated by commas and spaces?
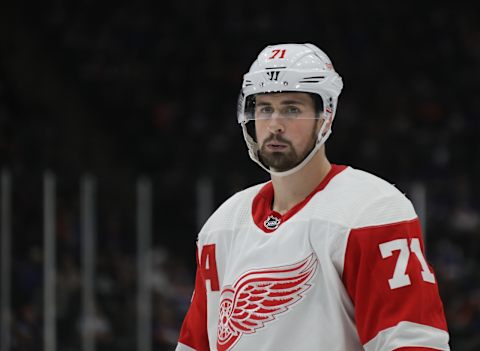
237, 43, 343, 177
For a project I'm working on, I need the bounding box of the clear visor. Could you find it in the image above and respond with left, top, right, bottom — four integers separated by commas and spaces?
242, 94, 320, 121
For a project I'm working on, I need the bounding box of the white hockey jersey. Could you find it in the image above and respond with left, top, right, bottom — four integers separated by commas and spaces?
176, 165, 450, 351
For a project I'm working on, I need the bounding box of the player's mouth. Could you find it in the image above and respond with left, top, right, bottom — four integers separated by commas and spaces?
266, 142, 288, 151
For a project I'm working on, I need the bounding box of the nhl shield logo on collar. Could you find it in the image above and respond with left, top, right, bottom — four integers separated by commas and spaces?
264, 215, 281, 230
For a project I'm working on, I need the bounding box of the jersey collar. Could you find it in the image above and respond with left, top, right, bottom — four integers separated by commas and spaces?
252, 164, 347, 233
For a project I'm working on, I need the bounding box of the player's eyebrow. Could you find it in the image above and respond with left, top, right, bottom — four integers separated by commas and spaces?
255, 101, 272, 107
279, 99, 306, 105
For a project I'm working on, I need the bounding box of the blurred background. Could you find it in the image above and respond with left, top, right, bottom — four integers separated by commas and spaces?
0, 1, 479, 350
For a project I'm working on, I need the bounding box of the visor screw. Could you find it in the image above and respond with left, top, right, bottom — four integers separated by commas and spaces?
260, 82, 265, 87
283, 81, 288, 86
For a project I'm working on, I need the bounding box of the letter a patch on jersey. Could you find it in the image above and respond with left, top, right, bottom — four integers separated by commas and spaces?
216, 254, 318, 351
200, 244, 220, 291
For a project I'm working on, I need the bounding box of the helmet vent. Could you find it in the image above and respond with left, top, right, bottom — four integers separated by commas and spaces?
299, 76, 325, 83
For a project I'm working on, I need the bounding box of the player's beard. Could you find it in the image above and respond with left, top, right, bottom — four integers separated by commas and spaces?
258, 125, 318, 172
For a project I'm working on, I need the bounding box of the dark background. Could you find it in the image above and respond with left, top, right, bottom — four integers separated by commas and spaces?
0, 1, 479, 350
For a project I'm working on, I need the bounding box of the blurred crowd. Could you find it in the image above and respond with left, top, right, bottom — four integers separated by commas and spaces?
1, 1, 479, 350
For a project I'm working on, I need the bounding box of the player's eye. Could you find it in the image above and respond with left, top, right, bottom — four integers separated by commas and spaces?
283, 106, 301, 116
255, 106, 274, 118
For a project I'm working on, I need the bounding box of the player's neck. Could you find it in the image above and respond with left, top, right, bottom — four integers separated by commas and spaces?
270, 151, 331, 215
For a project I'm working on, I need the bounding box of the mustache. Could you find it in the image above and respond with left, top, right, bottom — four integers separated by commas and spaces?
263, 134, 292, 146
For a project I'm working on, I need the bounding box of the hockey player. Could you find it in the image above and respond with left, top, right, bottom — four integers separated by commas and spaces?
176, 43, 450, 350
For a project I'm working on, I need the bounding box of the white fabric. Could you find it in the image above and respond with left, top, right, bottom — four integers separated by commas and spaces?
364, 321, 450, 351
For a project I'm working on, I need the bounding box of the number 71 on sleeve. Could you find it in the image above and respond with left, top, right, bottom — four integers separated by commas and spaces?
379, 238, 436, 290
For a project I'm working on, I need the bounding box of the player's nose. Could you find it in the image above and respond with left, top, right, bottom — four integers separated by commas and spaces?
267, 113, 285, 134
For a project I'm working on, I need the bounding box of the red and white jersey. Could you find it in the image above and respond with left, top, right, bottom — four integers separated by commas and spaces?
176, 165, 450, 351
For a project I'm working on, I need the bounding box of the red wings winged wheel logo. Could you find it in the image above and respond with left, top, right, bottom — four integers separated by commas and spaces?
216, 254, 318, 350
